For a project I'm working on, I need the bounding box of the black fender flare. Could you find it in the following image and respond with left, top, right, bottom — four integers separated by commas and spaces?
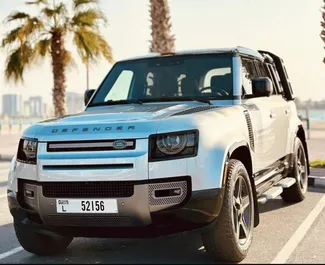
228, 140, 250, 157
294, 125, 310, 175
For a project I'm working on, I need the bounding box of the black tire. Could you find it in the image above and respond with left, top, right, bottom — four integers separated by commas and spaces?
201, 159, 255, 263
281, 137, 308, 203
14, 221, 73, 256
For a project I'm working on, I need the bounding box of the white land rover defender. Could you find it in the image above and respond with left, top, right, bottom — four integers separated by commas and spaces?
7, 47, 310, 262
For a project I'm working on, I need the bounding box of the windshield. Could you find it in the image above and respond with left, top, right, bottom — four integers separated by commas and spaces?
88, 53, 234, 107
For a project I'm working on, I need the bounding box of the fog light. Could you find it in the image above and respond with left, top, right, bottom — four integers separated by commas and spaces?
155, 188, 182, 198
25, 189, 34, 198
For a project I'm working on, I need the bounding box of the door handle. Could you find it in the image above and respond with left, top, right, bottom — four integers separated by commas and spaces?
269, 111, 276, 118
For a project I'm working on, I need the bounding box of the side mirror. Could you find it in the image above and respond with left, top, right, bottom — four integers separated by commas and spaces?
252, 77, 273, 97
84, 89, 96, 106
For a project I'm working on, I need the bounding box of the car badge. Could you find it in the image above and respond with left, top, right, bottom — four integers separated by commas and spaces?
112, 140, 128, 150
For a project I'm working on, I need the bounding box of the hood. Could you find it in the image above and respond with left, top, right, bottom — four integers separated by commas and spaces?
24, 102, 218, 142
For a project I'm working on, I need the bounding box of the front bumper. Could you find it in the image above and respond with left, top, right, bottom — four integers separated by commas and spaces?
8, 176, 224, 238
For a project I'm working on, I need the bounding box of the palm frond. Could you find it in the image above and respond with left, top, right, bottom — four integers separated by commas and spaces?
71, 9, 108, 29
95, 34, 114, 63
1, 26, 24, 48
73, 28, 113, 64
25, 0, 48, 5
4, 43, 36, 83
42, 3, 68, 19
22, 17, 45, 36
5, 11, 30, 23
35, 38, 51, 56
73, 28, 94, 60
41, 7, 56, 18
1, 17, 45, 50
55, 2, 68, 17
63, 49, 77, 69
73, 0, 98, 9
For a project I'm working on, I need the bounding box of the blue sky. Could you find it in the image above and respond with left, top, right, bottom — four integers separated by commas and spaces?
0, 0, 324, 105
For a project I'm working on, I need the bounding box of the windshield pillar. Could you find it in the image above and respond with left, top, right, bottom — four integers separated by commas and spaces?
232, 55, 242, 104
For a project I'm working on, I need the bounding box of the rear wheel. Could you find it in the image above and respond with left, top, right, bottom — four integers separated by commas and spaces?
281, 137, 308, 203
14, 221, 73, 256
201, 159, 254, 262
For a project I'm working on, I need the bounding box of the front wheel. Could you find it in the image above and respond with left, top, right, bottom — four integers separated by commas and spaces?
14, 221, 73, 256
201, 159, 255, 263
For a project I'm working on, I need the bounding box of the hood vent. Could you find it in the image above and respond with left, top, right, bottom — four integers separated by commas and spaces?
172, 106, 220, 116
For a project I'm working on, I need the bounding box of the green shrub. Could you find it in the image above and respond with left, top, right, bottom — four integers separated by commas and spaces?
309, 159, 325, 168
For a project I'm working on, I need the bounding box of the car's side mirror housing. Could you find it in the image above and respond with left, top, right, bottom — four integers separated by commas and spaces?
84, 89, 96, 106
252, 77, 273, 97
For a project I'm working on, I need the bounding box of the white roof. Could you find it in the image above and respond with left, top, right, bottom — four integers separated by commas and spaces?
119, 46, 265, 62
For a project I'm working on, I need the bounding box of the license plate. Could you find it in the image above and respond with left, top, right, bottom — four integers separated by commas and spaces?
56, 199, 118, 213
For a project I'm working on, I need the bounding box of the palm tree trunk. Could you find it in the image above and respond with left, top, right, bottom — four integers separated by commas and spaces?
51, 29, 66, 117
149, 0, 175, 54
321, 1, 325, 63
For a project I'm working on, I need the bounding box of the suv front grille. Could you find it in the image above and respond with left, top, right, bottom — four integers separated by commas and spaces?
40, 181, 135, 198
47, 139, 136, 152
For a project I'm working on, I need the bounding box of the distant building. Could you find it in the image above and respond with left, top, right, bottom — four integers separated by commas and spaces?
2, 94, 18, 117
29, 96, 43, 117
66, 92, 84, 114
43, 102, 54, 118
23, 100, 31, 117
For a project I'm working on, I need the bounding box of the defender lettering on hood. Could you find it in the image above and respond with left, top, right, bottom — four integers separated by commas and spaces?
51, 126, 136, 133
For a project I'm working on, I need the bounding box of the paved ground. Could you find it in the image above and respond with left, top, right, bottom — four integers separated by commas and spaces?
0, 162, 325, 264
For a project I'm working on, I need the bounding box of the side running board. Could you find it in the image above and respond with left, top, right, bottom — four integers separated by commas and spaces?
257, 177, 296, 204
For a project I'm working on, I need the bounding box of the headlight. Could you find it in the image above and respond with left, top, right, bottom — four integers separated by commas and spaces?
17, 138, 38, 164
149, 130, 198, 161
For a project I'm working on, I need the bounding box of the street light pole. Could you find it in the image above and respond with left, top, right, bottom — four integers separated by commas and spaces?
86, 60, 89, 90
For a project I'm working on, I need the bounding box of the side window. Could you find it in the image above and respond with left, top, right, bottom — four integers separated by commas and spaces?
270, 65, 285, 95
265, 64, 284, 96
242, 67, 253, 95
104, 70, 134, 101
254, 60, 277, 95
242, 58, 258, 79
255, 60, 268, 78
241, 58, 257, 97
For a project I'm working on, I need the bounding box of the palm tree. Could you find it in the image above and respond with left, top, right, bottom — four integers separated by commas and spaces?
149, 0, 176, 54
321, 0, 325, 63
1, 0, 114, 117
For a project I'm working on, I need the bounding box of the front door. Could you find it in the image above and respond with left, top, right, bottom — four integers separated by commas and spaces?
242, 97, 277, 173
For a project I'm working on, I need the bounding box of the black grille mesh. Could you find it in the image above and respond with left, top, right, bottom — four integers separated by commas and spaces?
244, 110, 255, 150
47, 214, 133, 227
42, 181, 134, 198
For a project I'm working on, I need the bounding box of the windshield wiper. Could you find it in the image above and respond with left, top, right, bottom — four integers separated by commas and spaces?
88, 99, 143, 107
88, 96, 212, 107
